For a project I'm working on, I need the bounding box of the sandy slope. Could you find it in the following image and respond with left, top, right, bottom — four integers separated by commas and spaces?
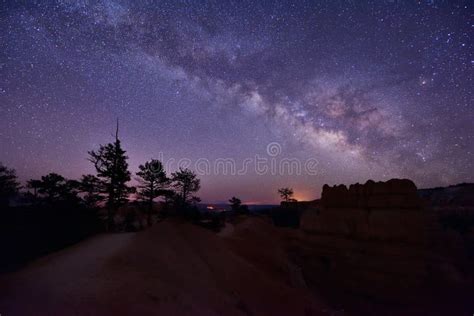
0, 218, 333, 316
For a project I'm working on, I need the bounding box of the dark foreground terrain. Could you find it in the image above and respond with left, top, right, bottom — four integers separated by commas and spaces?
0, 218, 332, 316
1, 216, 472, 316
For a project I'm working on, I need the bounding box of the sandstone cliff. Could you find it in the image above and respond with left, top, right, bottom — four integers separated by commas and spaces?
294, 179, 472, 302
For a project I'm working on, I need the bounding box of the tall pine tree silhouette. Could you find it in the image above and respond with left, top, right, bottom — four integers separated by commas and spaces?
171, 168, 201, 208
88, 120, 132, 231
136, 159, 169, 226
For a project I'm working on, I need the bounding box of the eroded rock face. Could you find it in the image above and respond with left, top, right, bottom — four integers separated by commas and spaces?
296, 179, 471, 301
304, 179, 428, 242
321, 179, 421, 209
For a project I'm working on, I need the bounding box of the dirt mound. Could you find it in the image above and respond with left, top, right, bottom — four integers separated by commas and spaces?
0, 218, 331, 316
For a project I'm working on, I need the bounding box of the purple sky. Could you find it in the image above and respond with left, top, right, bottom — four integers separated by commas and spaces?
1, 1, 472, 203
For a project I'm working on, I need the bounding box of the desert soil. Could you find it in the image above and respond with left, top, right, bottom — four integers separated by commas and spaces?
0, 218, 334, 316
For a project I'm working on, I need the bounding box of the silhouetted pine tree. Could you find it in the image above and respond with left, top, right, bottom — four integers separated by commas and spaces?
229, 196, 249, 215
0, 163, 20, 208
32, 173, 80, 205
26, 179, 42, 204
229, 196, 242, 212
278, 187, 295, 202
78, 174, 105, 209
171, 168, 201, 210
37, 173, 67, 203
136, 159, 170, 227
88, 121, 132, 231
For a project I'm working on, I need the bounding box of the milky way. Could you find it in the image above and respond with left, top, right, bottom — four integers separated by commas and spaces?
1, 1, 472, 203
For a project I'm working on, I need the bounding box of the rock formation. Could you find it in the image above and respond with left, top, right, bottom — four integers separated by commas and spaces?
294, 179, 472, 302
321, 179, 421, 209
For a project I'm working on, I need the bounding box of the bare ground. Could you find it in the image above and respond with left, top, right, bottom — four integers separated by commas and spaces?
0, 218, 334, 316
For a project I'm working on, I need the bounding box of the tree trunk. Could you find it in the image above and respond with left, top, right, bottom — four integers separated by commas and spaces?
147, 199, 152, 227
107, 207, 115, 232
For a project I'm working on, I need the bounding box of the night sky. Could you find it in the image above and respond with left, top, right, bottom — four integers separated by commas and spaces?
1, 1, 472, 203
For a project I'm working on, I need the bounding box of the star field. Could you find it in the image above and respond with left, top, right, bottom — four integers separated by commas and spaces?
0, 0, 472, 203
